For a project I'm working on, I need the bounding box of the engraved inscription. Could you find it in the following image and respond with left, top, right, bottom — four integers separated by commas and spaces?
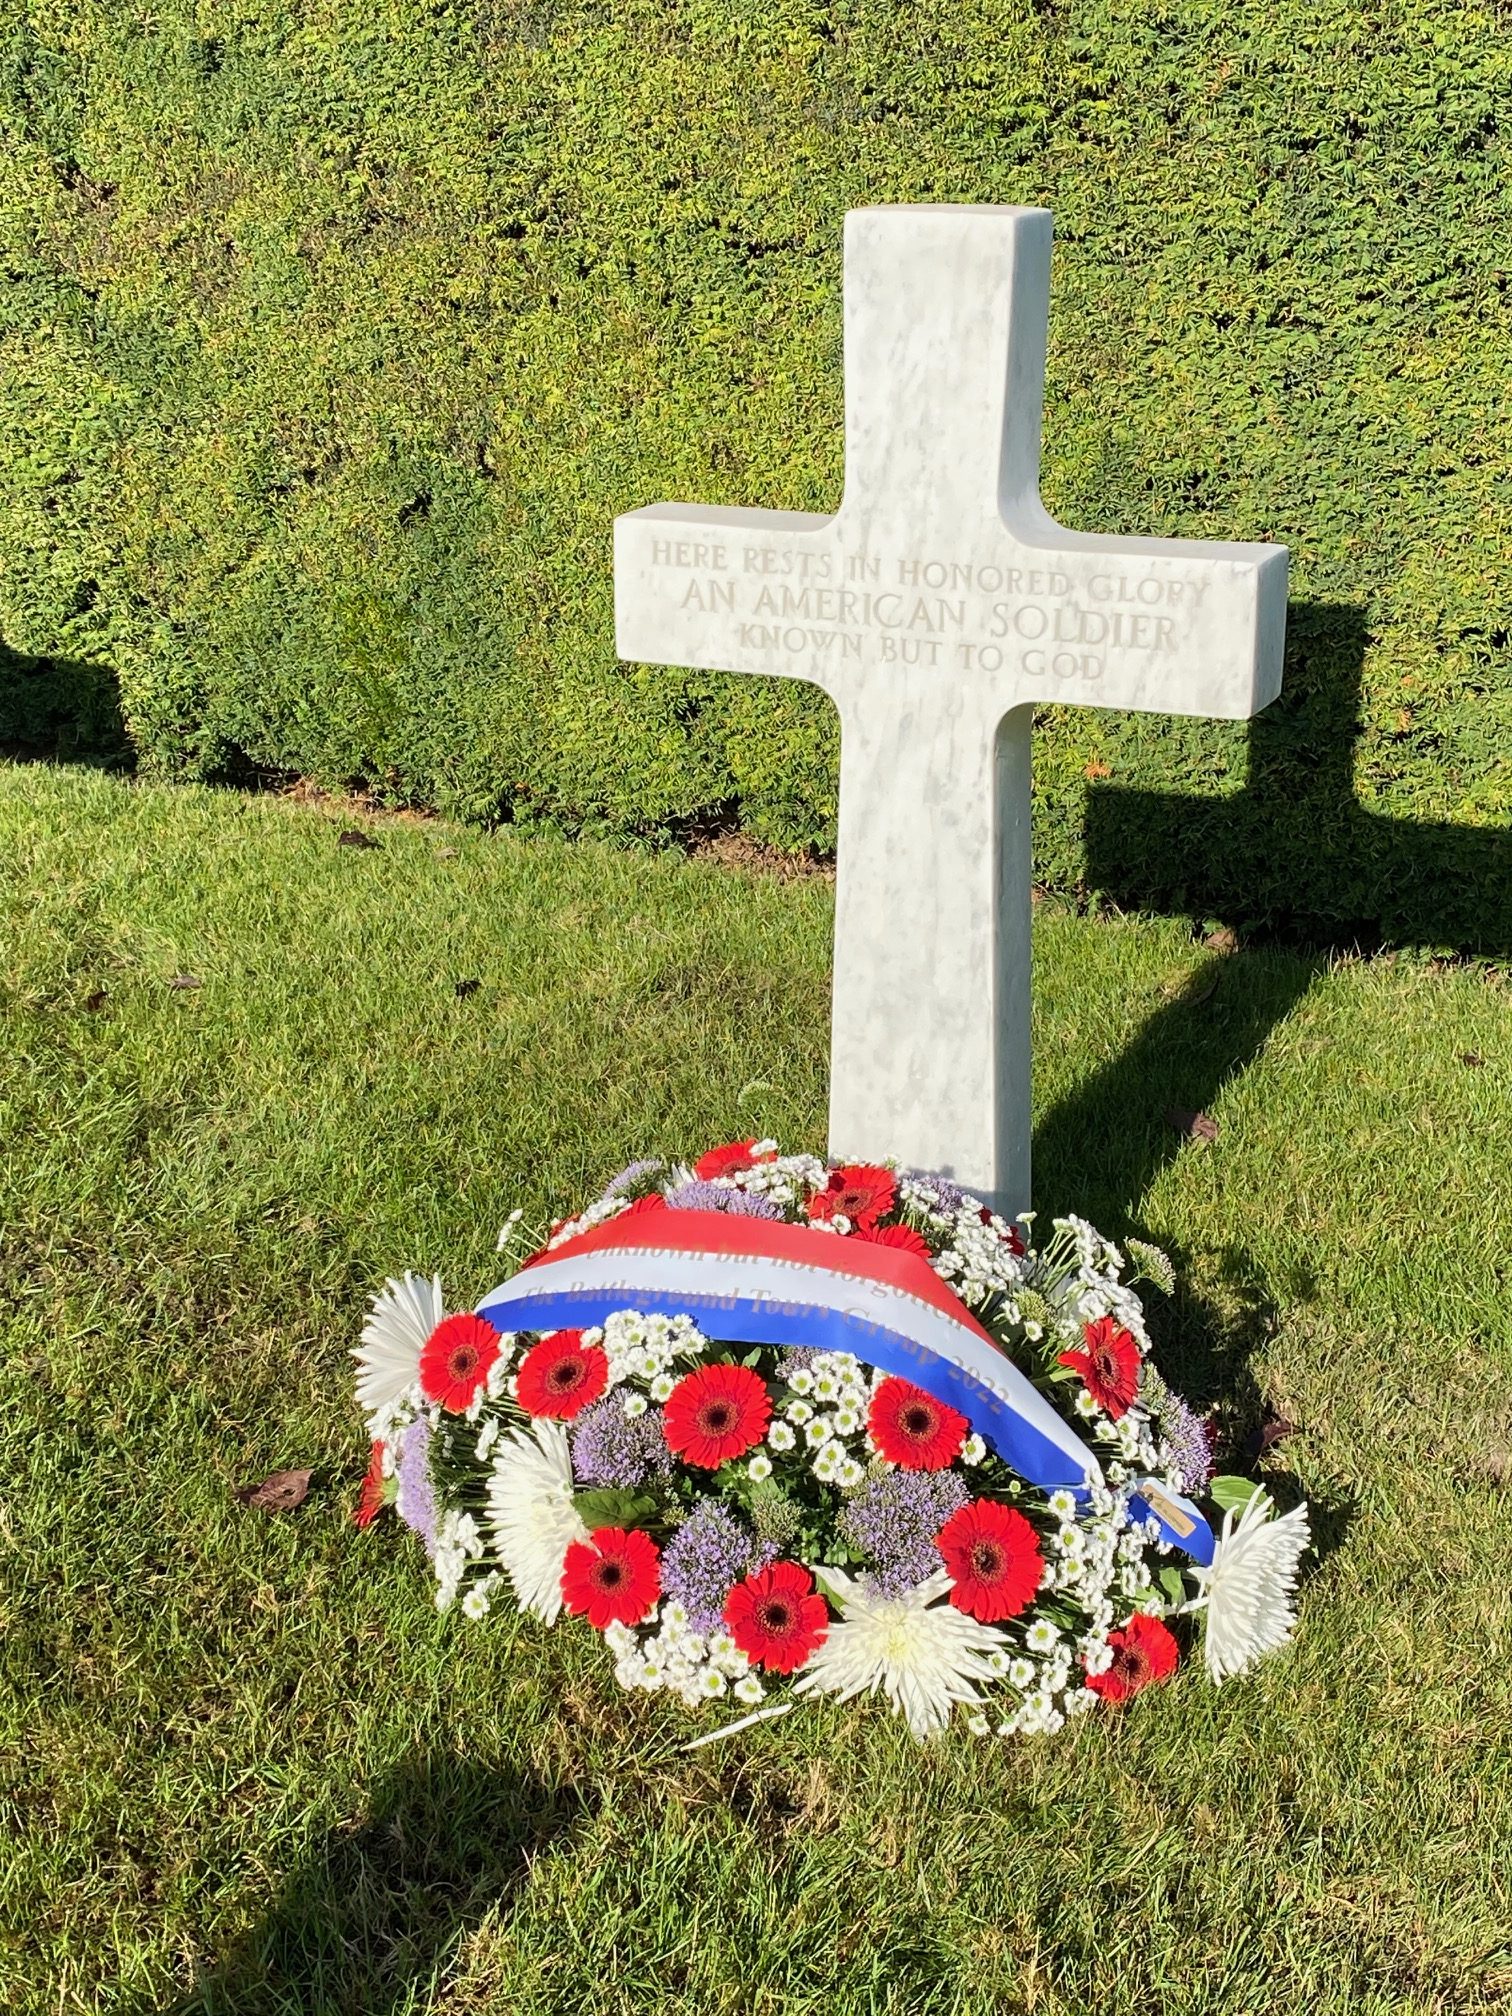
647, 537, 1198, 685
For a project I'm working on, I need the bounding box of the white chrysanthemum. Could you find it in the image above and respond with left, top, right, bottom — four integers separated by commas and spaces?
794, 1570, 1005, 1739
485, 1420, 588, 1623
1186, 1489, 1310, 1683
353, 1272, 443, 1416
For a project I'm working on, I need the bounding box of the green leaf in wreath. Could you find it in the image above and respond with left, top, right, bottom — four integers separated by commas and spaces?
1208, 1475, 1267, 1519
1155, 1564, 1188, 1609
571, 1487, 660, 1530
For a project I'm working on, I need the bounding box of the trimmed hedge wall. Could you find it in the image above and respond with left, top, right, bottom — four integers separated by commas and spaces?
3, 0, 1509, 946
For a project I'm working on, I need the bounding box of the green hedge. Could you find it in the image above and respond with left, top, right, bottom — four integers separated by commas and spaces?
3, 0, 1509, 947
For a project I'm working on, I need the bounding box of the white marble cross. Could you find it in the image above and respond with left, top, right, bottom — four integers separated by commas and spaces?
615, 205, 1288, 1216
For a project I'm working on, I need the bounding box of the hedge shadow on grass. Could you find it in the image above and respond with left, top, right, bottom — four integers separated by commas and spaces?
156, 1751, 587, 2016
1085, 601, 1512, 957
0, 638, 133, 768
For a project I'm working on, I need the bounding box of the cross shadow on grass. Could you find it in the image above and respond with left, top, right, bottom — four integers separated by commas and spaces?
1032, 599, 1369, 1433
153, 1752, 587, 2016
1032, 948, 1324, 1446
1031, 946, 1358, 1560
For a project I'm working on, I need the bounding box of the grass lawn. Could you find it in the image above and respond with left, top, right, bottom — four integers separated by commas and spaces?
3, 761, 1510, 2016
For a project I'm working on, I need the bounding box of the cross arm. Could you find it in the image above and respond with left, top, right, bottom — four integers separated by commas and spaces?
615, 502, 839, 684
999, 512, 1290, 722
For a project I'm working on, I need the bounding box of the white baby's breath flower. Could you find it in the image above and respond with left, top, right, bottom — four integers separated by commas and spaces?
485, 1348, 513, 1400
461, 1575, 499, 1621
812, 1441, 842, 1482
484, 1419, 587, 1623
795, 1570, 1005, 1740
353, 1271, 442, 1416
1186, 1489, 1310, 1682
707, 1631, 749, 1678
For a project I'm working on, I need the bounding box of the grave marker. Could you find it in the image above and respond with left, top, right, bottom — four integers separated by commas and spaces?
615, 205, 1288, 1214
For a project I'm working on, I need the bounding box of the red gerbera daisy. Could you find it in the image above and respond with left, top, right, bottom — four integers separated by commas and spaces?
662, 1362, 771, 1468
516, 1329, 609, 1420
807, 1162, 897, 1231
354, 1440, 388, 1528
693, 1139, 775, 1181
724, 1561, 829, 1672
935, 1499, 1044, 1621
868, 1376, 969, 1471
560, 1526, 662, 1629
855, 1221, 932, 1260
1086, 1612, 1180, 1702
418, 1313, 502, 1413
1057, 1315, 1141, 1420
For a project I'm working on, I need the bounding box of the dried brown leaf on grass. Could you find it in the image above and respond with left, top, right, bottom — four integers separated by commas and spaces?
235, 1467, 313, 1512
1166, 1107, 1219, 1143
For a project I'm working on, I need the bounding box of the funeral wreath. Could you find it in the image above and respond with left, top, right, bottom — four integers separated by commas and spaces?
353, 1144, 1309, 1742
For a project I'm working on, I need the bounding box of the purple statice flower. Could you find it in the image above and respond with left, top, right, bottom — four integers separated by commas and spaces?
395, 1415, 438, 1559
570, 1397, 673, 1489
838, 1469, 970, 1597
776, 1346, 823, 1378
661, 1501, 777, 1634
662, 1179, 782, 1219
1154, 1386, 1216, 1491
600, 1158, 665, 1201
902, 1171, 970, 1215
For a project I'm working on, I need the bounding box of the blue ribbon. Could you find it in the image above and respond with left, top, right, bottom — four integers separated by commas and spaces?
478, 1279, 1093, 1490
